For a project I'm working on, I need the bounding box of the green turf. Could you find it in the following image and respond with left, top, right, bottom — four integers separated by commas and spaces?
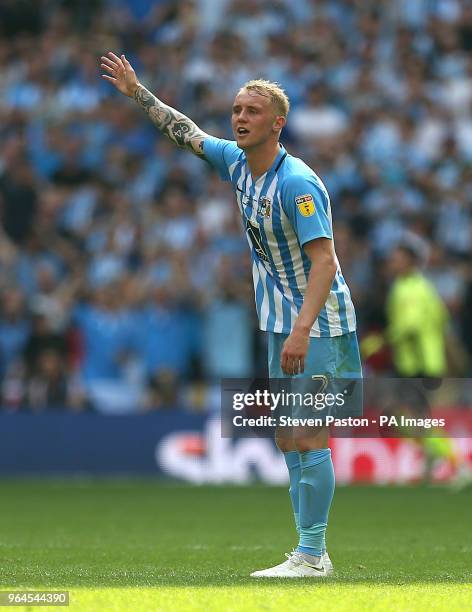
0, 481, 471, 611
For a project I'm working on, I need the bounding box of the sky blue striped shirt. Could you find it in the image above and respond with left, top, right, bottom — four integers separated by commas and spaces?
203, 137, 356, 337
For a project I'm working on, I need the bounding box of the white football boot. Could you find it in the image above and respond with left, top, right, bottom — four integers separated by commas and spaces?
322, 551, 334, 575
250, 551, 332, 578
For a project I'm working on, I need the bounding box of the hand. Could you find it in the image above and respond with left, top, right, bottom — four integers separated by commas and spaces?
280, 327, 310, 376
100, 51, 140, 98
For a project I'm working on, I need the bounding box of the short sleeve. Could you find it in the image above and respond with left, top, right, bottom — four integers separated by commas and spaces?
203, 136, 241, 182
281, 173, 333, 246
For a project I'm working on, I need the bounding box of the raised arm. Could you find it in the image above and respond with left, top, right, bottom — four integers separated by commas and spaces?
100, 51, 208, 157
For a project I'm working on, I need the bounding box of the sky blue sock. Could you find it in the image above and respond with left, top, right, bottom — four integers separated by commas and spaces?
296, 449, 335, 558
283, 451, 300, 535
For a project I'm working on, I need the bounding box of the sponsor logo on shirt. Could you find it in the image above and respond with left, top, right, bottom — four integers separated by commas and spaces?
246, 218, 269, 262
295, 194, 315, 217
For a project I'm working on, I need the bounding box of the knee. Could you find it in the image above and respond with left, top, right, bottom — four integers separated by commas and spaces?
275, 436, 296, 453
294, 437, 329, 453
294, 427, 329, 453
294, 438, 315, 453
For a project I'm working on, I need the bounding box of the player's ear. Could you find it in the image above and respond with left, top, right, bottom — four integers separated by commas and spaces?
273, 115, 286, 133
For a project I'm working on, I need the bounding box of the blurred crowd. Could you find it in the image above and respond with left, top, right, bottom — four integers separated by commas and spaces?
1, 0, 471, 413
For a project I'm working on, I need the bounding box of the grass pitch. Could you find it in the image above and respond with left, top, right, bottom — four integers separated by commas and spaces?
0, 481, 471, 611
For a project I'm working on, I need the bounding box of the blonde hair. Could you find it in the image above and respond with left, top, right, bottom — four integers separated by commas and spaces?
239, 79, 290, 118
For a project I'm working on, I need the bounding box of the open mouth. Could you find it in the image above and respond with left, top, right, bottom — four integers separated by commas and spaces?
237, 127, 250, 136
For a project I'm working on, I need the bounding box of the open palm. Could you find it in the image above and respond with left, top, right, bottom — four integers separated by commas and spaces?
100, 52, 140, 98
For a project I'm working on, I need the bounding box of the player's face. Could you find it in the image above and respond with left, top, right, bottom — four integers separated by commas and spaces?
231, 89, 284, 149
388, 247, 415, 277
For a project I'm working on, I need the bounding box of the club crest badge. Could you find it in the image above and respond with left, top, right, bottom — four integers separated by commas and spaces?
257, 196, 272, 218
295, 194, 315, 217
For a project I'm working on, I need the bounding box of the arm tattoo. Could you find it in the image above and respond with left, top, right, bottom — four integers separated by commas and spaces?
134, 85, 206, 157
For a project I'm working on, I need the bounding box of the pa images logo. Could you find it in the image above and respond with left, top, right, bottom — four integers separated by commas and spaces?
295, 193, 315, 217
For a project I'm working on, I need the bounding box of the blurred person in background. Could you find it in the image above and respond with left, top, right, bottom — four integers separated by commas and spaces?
202, 255, 255, 380
386, 236, 448, 378
0, 287, 30, 385
387, 236, 471, 487
100, 48, 361, 579
72, 277, 143, 413
461, 261, 472, 371
421, 433, 472, 489
136, 280, 201, 410
26, 347, 85, 412
0, 146, 38, 246
23, 308, 67, 375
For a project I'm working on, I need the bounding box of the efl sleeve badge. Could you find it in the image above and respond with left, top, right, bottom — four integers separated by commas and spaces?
295, 194, 315, 217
